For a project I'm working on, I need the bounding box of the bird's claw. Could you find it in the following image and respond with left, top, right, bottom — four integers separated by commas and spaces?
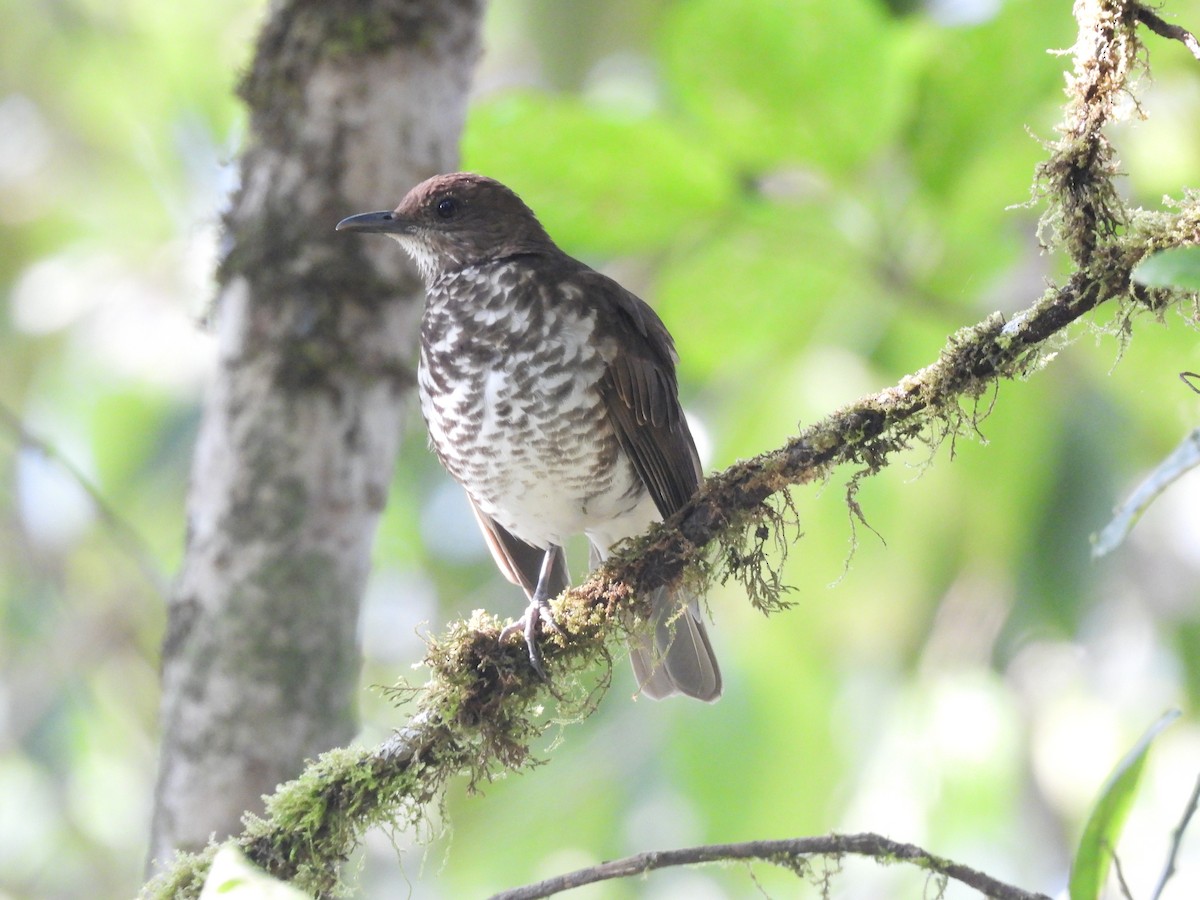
500, 597, 557, 680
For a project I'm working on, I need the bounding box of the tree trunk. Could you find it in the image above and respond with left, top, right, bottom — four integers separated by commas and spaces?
148, 0, 484, 868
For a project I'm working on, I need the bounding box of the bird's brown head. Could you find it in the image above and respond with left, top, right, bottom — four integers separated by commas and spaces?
336, 173, 554, 283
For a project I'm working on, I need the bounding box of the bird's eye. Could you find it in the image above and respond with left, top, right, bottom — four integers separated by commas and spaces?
435, 197, 459, 219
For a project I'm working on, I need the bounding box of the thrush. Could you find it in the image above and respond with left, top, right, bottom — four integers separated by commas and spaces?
337, 173, 721, 701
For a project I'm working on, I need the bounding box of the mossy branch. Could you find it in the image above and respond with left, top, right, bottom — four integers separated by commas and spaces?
141, 2, 1199, 897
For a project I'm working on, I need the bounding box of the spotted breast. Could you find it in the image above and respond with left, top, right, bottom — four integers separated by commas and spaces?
418, 258, 648, 551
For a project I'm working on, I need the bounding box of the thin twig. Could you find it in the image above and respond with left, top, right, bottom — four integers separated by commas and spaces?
0, 399, 167, 596
1150, 771, 1200, 900
1111, 843, 1136, 900
487, 834, 1051, 900
1136, 4, 1200, 60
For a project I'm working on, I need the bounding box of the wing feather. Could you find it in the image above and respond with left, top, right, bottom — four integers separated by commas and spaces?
583, 272, 702, 519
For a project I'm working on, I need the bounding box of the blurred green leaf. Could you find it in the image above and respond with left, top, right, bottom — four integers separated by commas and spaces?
907, 0, 1069, 198
461, 93, 736, 256
1068, 709, 1180, 900
655, 200, 876, 374
1092, 427, 1200, 558
660, 0, 911, 175
1177, 622, 1200, 708
903, 0, 1071, 295
1132, 246, 1200, 291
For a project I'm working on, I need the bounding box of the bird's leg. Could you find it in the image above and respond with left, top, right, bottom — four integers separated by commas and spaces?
499, 546, 561, 679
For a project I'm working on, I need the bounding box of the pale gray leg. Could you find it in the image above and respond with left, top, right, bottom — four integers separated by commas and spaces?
499, 545, 561, 679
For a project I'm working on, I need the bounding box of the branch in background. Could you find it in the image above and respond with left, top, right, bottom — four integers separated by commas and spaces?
1110, 848, 1137, 900
1150, 772, 1200, 900
487, 833, 1052, 900
1136, 3, 1200, 60
139, 1, 1200, 896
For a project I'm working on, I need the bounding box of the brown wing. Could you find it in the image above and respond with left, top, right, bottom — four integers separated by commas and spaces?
588, 274, 702, 518
573, 269, 719, 701
467, 496, 570, 600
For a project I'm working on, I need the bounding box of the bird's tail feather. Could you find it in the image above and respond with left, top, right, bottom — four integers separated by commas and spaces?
587, 539, 721, 701
628, 586, 722, 702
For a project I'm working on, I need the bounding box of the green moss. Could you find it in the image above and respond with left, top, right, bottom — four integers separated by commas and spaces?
239, 747, 378, 891
139, 844, 218, 900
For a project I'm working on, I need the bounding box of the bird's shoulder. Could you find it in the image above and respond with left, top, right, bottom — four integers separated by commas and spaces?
520, 253, 679, 367
526, 256, 689, 438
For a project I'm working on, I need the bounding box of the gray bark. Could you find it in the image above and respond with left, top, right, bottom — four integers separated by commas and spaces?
148, 0, 484, 868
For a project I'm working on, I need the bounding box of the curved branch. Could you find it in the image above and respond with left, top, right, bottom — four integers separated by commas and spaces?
488, 833, 1052, 900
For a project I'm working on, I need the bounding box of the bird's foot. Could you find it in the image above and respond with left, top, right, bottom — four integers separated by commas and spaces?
499, 596, 557, 680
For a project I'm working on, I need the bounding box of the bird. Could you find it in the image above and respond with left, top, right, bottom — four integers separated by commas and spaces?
336, 172, 721, 701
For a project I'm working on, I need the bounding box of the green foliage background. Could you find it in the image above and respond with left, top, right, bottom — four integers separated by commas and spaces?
2, 0, 1199, 897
